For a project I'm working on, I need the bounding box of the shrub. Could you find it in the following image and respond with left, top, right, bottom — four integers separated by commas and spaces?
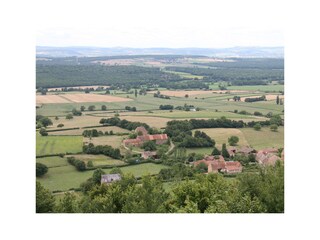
270, 124, 278, 132
254, 123, 262, 131
39, 127, 48, 136
36, 163, 48, 177
228, 136, 239, 146
66, 114, 73, 120
57, 123, 64, 128
87, 160, 94, 167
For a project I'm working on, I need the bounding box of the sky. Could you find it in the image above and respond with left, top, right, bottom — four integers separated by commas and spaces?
36, 0, 284, 48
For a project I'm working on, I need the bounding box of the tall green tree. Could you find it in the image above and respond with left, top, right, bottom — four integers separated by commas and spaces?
221, 143, 230, 158
36, 181, 55, 213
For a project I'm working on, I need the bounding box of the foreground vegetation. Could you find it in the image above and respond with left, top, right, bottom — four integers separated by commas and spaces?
36, 161, 284, 213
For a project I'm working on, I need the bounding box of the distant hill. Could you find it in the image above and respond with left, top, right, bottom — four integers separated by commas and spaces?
36, 46, 284, 58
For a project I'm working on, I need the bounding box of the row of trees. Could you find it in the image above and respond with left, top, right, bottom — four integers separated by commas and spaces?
36, 161, 284, 213
178, 131, 215, 148
159, 104, 174, 110
82, 143, 121, 159
244, 95, 266, 102
165, 118, 246, 138
99, 117, 150, 131
67, 157, 86, 171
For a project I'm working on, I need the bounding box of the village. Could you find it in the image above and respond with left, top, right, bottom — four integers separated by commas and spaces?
100, 125, 284, 184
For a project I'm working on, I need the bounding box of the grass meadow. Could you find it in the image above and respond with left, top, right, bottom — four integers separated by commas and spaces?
36, 163, 169, 192
36, 134, 83, 156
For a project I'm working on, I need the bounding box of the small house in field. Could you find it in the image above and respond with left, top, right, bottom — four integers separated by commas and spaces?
101, 174, 121, 185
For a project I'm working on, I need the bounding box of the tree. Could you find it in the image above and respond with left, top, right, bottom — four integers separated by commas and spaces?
55, 192, 78, 213
135, 89, 138, 97
185, 94, 189, 98
228, 136, 239, 146
38, 117, 53, 127
66, 114, 73, 120
270, 115, 282, 126
92, 168, 106, 184
39, 127, 48, 136
57, 123, 64, 128
276, 95, 280, 105
101, 105, 107, 111
221, 143, 230, 158
110, 167, 123, 175
212, 147, 221, 156
88, 105, 96, 111
72, 108, 82, 116
270, 124, 278, 132
142, 141, 157, 151
36, 181, 55, 213
55, 116, 59, 120
195, 162, 208, 173
80, 106, 85, 111
36, 163, 48, 177
254, 123, 261, 131
87, 160, 93, 167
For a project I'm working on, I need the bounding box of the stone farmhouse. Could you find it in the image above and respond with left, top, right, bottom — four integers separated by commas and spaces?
101, 174, 122, 185
123, 126, 168, 147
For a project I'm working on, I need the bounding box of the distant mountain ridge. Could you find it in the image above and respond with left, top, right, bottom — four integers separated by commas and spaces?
36, 46, 284, 58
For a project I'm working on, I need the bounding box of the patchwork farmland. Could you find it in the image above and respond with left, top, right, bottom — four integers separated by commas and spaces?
36, 55, 284, 213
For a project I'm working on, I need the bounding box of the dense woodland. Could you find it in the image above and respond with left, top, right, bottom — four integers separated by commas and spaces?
36, 57, 284, 88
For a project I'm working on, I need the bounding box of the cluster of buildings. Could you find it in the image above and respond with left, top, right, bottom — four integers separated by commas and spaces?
123, 126, 168, 147
193, 146, 284, 174
194, 155, 243, 174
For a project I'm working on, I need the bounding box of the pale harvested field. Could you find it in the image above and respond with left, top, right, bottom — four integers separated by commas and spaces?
94, 59, 136, 65
83, 135, 125, 148
120, 116, 170, 129
36, 95, 71, 104
48, 85, 110, 91
49, 126, 130, 136
195, 128, 249, 148
242, 95, 284, 101
149, 90, 214, 97
36, 93, 132, 104
211, 90, 252, 94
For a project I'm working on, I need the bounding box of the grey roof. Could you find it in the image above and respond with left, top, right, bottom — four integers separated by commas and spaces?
101, 174, 122, 184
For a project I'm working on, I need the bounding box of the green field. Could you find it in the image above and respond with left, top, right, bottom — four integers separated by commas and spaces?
209, 83, 284, 92
66, 154, 126, 167
36, 156, 68, 168
36, 163, 169, 192
194, 128, 249, 147
241, 126, 284, 149
186, 126, 284, 154
36, 134, 83, 156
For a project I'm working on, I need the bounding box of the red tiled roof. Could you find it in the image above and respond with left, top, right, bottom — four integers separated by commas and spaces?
225, 161, 242, 171
138, 134, 168, 141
